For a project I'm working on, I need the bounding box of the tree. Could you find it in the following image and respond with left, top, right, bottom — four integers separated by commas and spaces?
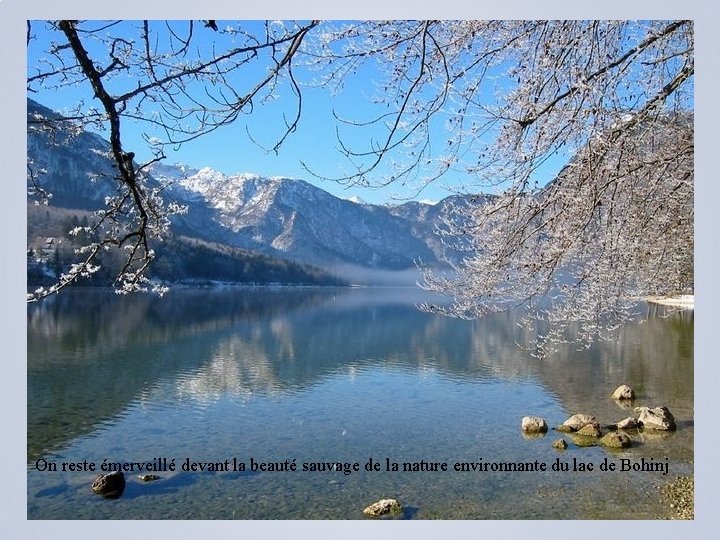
27, 19, 318, 301
27, 20, 694, 354
306, 20, 693, 354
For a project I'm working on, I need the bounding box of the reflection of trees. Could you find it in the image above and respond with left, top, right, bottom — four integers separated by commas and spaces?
175, 336, 283, 403
27, 288, 336, 460
27, 288, 334, 366
535, 307, 693, 415
28, 288, 692, 462
152, 292, 694, 421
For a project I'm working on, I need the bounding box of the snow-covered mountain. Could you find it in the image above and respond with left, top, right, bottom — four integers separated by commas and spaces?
27, 98, 472, 277
151, 162, 443, 270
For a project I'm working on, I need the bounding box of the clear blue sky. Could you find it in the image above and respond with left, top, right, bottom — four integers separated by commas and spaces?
27, 20, 566, 205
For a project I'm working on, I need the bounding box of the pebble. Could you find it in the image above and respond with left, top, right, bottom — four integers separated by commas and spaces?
660, 476, 693, 520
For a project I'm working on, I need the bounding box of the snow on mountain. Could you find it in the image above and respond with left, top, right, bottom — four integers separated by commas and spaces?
344, 194, 366, 205
27, 98, 475, 276
149, 162, 447, 270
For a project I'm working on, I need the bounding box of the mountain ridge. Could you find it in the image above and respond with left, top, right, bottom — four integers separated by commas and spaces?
27, 98, 472, 282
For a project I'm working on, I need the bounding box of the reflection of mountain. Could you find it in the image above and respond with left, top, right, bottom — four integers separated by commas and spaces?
175, 338, 284, 402
27, 288, 334, 460
28, 288, 693, 462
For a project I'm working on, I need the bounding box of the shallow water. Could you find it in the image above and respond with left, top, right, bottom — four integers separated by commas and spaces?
27, 287, 693, 519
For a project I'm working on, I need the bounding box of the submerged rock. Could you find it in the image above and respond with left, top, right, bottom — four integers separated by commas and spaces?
569, 433, 598, 447
521, 416, 548, 433
91, 471, 125, 499
635, 406, 677, 431
599, 431, 631, 449
576, 424, 602, 438
612, 384, 636, 400
138, 474, 160, 482
363, 498, 403, 517
561, 414, 597, 432
552, 439, 568, 450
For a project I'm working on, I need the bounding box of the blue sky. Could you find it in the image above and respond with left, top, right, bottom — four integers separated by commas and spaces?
27, 20, 567, 205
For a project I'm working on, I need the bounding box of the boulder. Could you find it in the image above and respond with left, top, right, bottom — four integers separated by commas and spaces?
635, 406, 676, 431
552, 439, 568, 450
521, 416, 548, 433
614, 417, 642, 430
576, 423, 602, 438
599, 431, 632, 449
363, 498, 403, 517
91, 471, 125, 499
561, 414, 597, 432
612, 384, 635, 400
569, 433, 598, 447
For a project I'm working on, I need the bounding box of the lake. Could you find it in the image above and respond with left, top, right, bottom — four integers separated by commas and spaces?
27, 287, 693, 519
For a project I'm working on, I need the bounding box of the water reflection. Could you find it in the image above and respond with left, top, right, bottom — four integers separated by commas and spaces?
28, 288, 693, 467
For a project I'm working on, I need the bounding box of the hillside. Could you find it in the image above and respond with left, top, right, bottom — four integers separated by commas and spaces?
27, 98, 475, 287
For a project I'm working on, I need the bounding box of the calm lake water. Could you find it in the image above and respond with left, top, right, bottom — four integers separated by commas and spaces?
27, 287, 693, 519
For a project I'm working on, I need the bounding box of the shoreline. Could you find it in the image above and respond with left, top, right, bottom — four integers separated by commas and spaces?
644, 294, 694, 309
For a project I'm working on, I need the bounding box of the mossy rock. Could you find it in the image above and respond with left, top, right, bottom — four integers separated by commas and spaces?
138, 474, 161, 482
569, 434, 598, 447
552, 439, 568, 450
576, 424, 602, 437
599, 431, 631, 449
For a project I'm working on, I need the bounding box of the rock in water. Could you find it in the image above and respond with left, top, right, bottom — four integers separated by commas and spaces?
91, 471, 125, 499
569, 433, 598, 447
363, 498, 403, 517
599, 431, 631, 449
521, 416, 548, 433
560, 414, 597, 432
138, 474, 160, 482
552, 439, 568, 450
635, 406, 677, 431
576, 423, 602, 437
613, 417, 642, 430
612, 384, 635, 400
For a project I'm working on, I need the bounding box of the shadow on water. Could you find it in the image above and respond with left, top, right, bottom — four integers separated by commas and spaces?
35, 482, 72, 498
118, 473, 200, 500
399, 505, 421, 520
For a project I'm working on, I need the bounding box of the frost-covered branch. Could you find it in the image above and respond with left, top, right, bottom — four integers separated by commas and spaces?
27, 20, 317, 301
305, 20, 693, 352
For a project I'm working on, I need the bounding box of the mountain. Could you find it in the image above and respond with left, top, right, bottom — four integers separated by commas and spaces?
27, 99, 120, 209
27, 202, 346, 288
151, 163, 445, 270
27, 98, 474, 282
